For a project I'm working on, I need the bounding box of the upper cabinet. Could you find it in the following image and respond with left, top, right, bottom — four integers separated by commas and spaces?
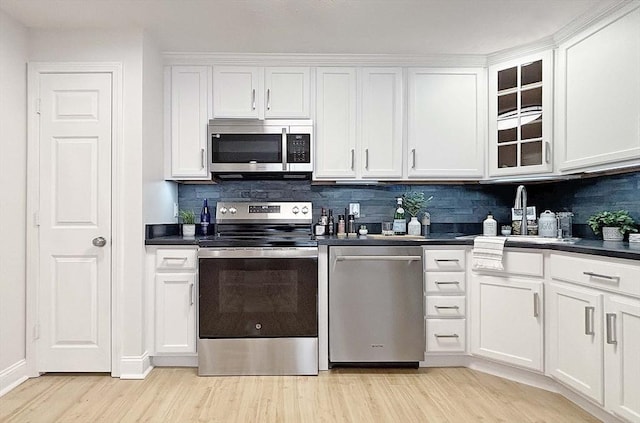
213, 66, 310, 120
556, 5, 640, 172
167, 65, 212, 180
408, 68, 485, 179
314, 67, 403, 180
488, 51, 554, 177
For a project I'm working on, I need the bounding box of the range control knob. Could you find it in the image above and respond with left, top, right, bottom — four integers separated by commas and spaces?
292, 206, 300, 214
229, 207, 237, 215
219, 207, 228, 215
301, 206, 309, 214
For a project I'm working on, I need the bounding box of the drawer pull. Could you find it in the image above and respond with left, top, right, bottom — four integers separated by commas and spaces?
435, 281, 460, 285
163, 257, 188, 262
434, 305, 460, 310
585, 306, 595, 335
435, 259, 460, 262
606, 313, 617, 345
583, 271, 618, 281
434, 334, 459, 338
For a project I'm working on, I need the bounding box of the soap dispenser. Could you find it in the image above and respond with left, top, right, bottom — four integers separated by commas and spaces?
483, 212, 497, 237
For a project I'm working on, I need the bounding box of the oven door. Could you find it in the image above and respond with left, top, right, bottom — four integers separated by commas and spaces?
198, 247, 318, 338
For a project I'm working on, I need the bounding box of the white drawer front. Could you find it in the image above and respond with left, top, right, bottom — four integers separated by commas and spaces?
550, 253, 640, 297
156, 248, 197, 270
426, 319, 466, 353
424, 250, 466, 271
473, 250, 544, 278
426, 296, 466, 318
425, 272, 466, 294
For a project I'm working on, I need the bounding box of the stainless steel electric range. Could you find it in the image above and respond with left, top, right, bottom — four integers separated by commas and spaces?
197, 201, 318, 376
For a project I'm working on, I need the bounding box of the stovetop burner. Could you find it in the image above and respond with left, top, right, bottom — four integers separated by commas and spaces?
199, 201, 316, 248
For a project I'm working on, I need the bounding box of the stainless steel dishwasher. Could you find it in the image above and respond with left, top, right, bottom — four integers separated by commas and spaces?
329, 246, 425, 365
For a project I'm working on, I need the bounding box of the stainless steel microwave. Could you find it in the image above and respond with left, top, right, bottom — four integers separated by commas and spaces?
208, 119, 313, 178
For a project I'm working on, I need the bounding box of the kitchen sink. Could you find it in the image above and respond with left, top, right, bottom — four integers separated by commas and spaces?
456, 234, 581, 244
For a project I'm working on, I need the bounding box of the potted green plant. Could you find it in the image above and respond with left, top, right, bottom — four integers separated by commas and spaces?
587, 210, 637, 241
179, 209, 196, 237
402, 192, 433, 236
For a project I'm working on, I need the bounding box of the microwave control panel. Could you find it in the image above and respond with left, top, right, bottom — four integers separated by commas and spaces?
287, 134, 311, 163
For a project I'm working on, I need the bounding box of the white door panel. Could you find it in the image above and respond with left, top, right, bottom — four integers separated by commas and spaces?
38, 72, 112, 372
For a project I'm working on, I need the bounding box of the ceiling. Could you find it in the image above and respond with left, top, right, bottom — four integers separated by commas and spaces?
0, 0, 624, 55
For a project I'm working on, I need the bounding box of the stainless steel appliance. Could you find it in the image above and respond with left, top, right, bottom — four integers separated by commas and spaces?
208, 119, 313, 179
329, 246, 425, 365
198, 201, 318, 375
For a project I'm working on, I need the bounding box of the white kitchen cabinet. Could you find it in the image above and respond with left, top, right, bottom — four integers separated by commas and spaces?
315, 67, 402, 180
557, 5, 640, 172
605, 295, 640, 423
471, 274, 544, 371
314, 67, 358, 179
359, 68, 403, 179
213, 66, 310, 119
548, 282, 604, 404
424, 247, 468, 356
488, 51, 554, 177
153, 247, 198, 354
168, 66, 212, 180
407, 68, 485, 179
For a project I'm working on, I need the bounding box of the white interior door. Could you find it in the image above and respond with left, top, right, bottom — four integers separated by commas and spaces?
37, 72, 112, 372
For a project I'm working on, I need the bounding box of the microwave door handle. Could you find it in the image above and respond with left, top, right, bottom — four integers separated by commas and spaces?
282, 128, 288, 171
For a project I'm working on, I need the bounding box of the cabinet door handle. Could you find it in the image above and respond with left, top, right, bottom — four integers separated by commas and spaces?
434, 281, 460, 285
434, 334, 459, 338
585, 306, 595, 335
189, 283, 194, 306
201, 148, 206, 169
252, 88, 256, 110
545, 142, 551, 164
350, 149, 355, 170
583, 271, 618, 281
412, 148, 416, 169
434, 305, 460, 310
266, 88, 271, 110
533, 292, 540, 317
365, 149, 369, 170
606, 313, 617, 344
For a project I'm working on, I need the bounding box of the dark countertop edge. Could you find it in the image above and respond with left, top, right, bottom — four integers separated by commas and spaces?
145, 234, 640, 261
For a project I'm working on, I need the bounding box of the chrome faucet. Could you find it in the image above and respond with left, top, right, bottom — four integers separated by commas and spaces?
514, 185, 528, 235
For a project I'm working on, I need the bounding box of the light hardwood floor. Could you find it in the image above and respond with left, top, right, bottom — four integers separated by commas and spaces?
1, 367, 599, 422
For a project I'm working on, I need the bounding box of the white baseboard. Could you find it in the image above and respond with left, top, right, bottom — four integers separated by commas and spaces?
119, 352, 153, 379
0, 359, 29, 397
151, 355, 198, 367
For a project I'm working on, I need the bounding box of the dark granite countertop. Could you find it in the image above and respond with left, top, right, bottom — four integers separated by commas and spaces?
145, 224, 640, 260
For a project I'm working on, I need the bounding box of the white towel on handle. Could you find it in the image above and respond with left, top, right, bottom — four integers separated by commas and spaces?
472, 236, 507, 271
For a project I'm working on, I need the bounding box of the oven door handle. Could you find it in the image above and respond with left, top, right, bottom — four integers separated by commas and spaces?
199, 247, 318, 259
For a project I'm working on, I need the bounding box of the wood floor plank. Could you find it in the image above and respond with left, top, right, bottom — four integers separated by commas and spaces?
0, 367, 601, 422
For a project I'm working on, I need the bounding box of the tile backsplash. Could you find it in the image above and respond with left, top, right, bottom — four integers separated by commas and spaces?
178, 171, 639, 235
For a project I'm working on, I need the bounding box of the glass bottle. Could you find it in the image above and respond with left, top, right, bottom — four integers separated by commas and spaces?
200, 199, 211, 235
327, 209, 334, 236
393, 198, 406, 235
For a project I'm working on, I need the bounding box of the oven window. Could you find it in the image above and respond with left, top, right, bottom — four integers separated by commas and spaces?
199, 257, 318, 338
212, 133, 282, 163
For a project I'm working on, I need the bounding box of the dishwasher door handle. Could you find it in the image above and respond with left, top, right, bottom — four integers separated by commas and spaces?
335, 255, 422, 262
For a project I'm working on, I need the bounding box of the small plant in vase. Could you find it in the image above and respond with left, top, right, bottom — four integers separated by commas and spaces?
587, 210, 637, 241
179, 209, 196, 237
402, 192, 433, 236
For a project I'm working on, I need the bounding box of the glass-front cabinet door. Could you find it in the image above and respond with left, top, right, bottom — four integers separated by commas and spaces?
488, 51, 554, 177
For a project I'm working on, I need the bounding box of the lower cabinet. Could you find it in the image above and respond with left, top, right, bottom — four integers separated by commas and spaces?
151, 247, 198, 354
548, 282, 604, 404
471, 274, 543, 371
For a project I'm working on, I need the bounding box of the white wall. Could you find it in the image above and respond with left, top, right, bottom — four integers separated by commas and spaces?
0, 7, 29, 394
29, 28, 150, 376
142, 32, 178, 224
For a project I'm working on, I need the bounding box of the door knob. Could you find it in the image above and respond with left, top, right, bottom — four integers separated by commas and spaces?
92, 236, 107, 247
